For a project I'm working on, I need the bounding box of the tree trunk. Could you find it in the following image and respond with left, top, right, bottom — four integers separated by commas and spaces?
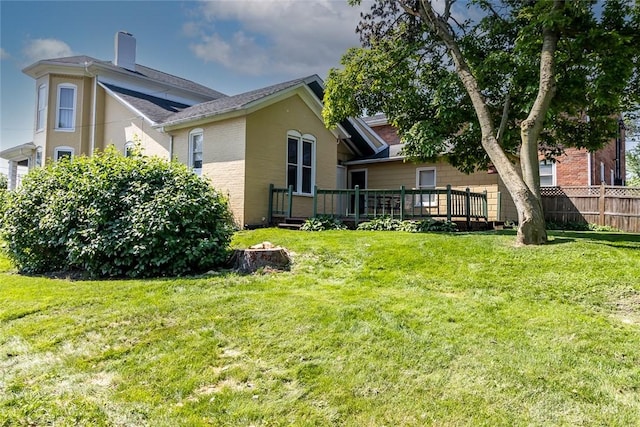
417, 0, 560, 245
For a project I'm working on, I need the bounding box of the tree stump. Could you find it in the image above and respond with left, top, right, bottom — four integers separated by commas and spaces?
231, 242, 291, 273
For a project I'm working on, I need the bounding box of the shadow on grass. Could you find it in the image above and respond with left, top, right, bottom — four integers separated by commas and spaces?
548, 231, 640, 250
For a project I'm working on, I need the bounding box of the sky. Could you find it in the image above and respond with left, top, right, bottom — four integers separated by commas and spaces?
0, 0, 370, 152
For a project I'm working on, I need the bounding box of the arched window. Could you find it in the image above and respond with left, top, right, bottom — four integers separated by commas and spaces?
124, 141, 135, 157
54, 146, 74, 161
55, 83, 77, 131
37, 84, 47, 131
286, 130, 315, 195
189, 128, 204, 176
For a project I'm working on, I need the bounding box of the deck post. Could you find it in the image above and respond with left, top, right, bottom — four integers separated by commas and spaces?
400, 185, 405, 220
267, 183, 274, 225
287, 185, 293, 219
354, 185, 360, 226
313, 185, 318, 218
446, 185, 452, 222
483, 190, 488, 221
465, 188, 471, 230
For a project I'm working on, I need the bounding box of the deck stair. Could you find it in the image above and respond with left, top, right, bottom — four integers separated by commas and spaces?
277, 217, 306, 230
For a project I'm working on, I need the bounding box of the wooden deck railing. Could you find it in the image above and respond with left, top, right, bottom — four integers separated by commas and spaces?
269, 184, 488, 227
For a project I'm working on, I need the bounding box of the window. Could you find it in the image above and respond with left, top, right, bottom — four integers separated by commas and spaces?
415, 167, 437, 207
54, 146, 74, 161
189, 129, 203, 175
35, 147, 43, 167
37, 84, 47, 131
287, 131, 315, 195
56, 84, 76, 130
124, 141, 135, 157
539, 161, 555, 186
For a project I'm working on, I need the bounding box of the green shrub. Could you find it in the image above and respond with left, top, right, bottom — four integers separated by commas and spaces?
414, 218, 459, 232
1, 147, 235, 278
357, 216, 405, 231
357, 217, 459, 232
301, 215, 347, 231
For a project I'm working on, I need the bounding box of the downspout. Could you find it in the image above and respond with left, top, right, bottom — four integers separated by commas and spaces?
169, 134, 174, 160
587, 151, 592, 186
90, 76, 97, 155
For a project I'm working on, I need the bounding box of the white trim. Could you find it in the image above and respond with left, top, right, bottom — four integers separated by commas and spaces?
416, 167, 437, 207
54, 146, 75, 161
600, 161, 605, 184
189, 128, 204, 175
539, 160, 556, 187
286, 130, 316, 196
90, 76, 97, 155
36, 83, 47, 132
55, 83, 77, 131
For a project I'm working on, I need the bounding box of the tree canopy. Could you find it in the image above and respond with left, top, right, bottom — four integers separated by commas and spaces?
324, 0, 639, 244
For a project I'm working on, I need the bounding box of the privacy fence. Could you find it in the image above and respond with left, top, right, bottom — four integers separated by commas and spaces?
541, 184, 640, 233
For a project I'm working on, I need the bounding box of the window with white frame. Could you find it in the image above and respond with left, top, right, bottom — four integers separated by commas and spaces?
287, 131, 315, 195
416, 167, 437, 207
539, 160, 556, 186
56, 84, 76, 130
35, 146, 43, 167
124, 141, 135, 157
37, 84, 47, 131
54, 146, 74, 161
189, 129, 203, 175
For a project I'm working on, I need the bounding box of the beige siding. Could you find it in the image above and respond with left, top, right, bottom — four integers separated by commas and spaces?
102, 94, 169, 158
171, 117, 247, 227
349, 159, 504, 220
45, 75, 90, 161
245, 94, 338, 226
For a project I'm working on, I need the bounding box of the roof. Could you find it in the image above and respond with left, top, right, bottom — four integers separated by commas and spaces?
159, 76, 320, 127
23, 55, 226, 100
101, 83, 191, 123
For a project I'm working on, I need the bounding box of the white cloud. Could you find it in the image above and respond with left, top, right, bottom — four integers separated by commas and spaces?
0, 48, 9, 60
23, 38, 73, 63
186, 0, 367, 77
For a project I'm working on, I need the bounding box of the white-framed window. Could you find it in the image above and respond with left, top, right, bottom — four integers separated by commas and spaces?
189, 129, 203, 175
36, 84, 47, 131
35, 146, 43, 167
55, 84, 76, 131
287, 130, 315, 195
124, 141, 135, 157
54, 146, 74, 161
416, 167, 437, 207
539, 160, 556, 186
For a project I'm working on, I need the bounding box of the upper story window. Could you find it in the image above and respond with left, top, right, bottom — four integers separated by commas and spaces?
54, 146, 74, 161
36, 84, 47, 131
287, 131, 315, 195
189, 129, 203, 176
539, 160, 556, 186
416, 167, 437, 207
56, 84, 76, 131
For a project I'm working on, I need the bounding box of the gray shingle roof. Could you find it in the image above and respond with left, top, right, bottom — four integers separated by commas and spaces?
160, 76, 318, 126
102, 83, 191, 123
30, 55, 226, 100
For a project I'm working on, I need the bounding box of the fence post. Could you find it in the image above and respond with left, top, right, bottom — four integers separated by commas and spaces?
466, 188, 471, 230
287, 185, 293, 219
313, 185, 318, 218
400, 185, 405, 220
598, 183, 606, 226
446, 185, 452, 222
354, 185, 360, 226
267, 183, 274, 225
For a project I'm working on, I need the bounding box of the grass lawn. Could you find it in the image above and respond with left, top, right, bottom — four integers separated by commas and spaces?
1, 229, 640, 426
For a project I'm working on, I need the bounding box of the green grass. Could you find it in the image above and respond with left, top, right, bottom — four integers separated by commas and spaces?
1, 229, 640, 426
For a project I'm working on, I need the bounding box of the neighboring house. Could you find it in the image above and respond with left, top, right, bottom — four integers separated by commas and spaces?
0, 32, 387, 228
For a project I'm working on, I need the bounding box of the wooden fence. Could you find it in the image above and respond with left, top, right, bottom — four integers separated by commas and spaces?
541, 185, 640, 233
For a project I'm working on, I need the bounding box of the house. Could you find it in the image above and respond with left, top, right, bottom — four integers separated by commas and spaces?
0, 32, 388, 228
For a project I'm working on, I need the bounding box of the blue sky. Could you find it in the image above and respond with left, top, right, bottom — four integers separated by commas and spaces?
0, 0, 368, 151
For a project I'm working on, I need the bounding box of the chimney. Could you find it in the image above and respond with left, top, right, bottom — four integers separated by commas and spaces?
114, 31, 136, 71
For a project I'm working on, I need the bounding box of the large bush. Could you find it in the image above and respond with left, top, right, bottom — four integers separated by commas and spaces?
1, 147, 235, 278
